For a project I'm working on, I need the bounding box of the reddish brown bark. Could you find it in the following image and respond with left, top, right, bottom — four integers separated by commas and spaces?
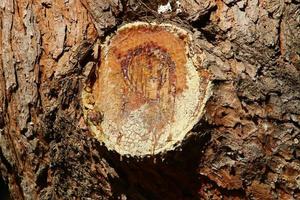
0, 0, 299, 199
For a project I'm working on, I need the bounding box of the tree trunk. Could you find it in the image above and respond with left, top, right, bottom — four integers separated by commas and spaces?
0, 0, 299, 199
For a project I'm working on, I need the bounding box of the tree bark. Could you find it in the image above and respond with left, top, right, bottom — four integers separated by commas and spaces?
0, 0, 299, 199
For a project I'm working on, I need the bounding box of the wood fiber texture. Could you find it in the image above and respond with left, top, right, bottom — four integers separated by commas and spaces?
82, 22, 212, 156
0, 0, 299, 199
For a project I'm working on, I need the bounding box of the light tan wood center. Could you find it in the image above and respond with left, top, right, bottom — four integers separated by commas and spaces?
82, 22, 212, 156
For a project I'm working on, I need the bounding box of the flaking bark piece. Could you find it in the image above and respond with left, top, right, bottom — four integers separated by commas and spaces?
82, 22, 212, 156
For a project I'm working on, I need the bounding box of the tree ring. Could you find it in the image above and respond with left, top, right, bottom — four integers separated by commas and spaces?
82, 22, 212, 156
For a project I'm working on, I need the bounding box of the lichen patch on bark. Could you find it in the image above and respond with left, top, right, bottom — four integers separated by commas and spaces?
82, 22, 212, 156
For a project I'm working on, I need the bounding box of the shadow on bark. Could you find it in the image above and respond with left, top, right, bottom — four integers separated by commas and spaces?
102, 122, 212, 200
0, 176, 10, 200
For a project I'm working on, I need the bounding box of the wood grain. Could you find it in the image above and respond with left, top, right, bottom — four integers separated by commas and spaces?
82, 22, 212, 156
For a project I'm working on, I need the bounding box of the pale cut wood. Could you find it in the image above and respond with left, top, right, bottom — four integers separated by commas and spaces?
82, 22, 212, 156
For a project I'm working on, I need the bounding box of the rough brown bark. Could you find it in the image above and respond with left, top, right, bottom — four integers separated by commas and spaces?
0, 0, 299, 199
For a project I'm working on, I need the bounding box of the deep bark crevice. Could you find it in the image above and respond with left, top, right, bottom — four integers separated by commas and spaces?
1, 0, 299, 199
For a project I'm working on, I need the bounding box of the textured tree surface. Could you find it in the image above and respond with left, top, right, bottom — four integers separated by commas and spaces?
82, 22, 212, 156
0, 0, 299, 199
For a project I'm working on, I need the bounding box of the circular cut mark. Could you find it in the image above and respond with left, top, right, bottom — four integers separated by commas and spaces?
82, 22, 212, 156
